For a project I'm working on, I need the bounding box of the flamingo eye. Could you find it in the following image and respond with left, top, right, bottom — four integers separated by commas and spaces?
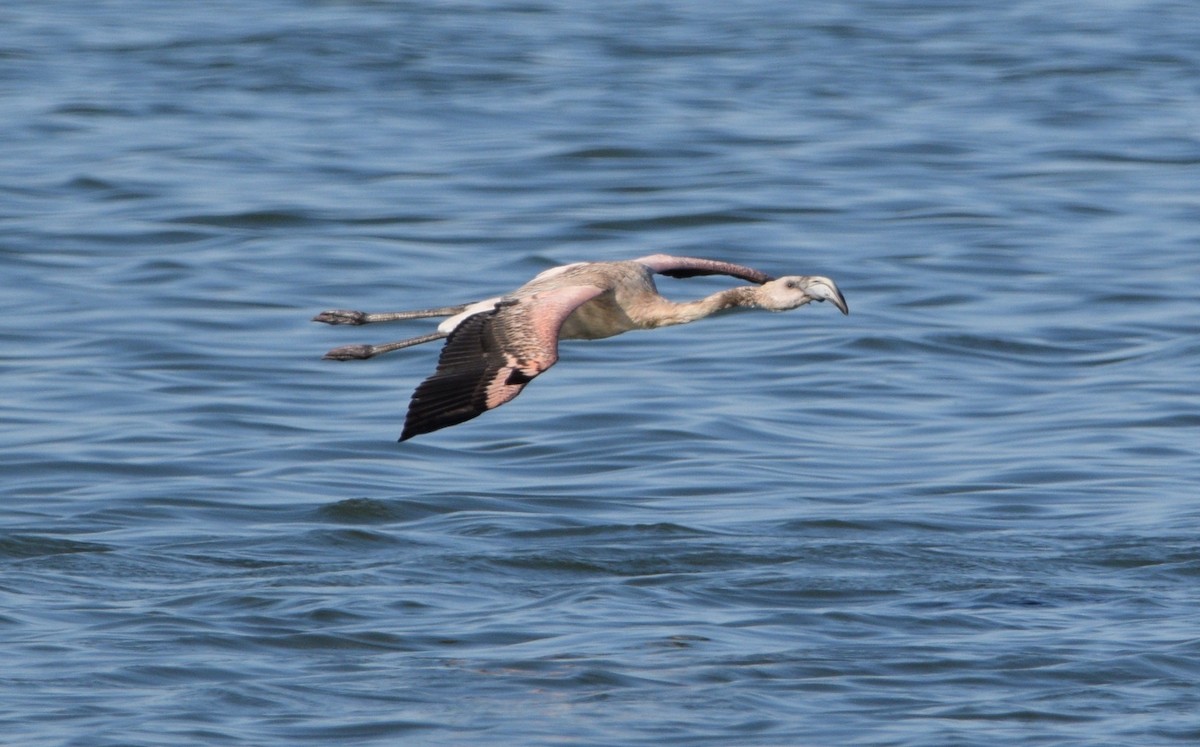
785, 280, 798, 289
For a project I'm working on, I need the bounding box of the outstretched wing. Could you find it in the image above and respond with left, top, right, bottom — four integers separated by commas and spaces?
634, 254, 775, 284
400, 285, 606, 441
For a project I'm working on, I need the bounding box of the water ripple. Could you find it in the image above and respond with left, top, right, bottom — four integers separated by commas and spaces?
3, 0, 1200, 745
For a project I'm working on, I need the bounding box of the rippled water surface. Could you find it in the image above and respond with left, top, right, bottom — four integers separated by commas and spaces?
4, 1, 1200, 745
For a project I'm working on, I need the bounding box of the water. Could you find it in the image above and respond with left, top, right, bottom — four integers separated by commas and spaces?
3, 1, 1199, 744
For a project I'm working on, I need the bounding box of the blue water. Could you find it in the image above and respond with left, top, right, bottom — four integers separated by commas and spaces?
4, 1, 1200, 744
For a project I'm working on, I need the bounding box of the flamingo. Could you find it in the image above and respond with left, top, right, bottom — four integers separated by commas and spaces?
314, 254, 848, 441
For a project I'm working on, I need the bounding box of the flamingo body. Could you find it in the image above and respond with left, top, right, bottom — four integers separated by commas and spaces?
314, 255, 847, 441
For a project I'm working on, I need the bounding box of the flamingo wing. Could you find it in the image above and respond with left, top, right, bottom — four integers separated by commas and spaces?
634, 254, 775, 284
400, 285, 606, 441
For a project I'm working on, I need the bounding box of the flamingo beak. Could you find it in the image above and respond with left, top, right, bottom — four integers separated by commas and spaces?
804, 277, 849, 315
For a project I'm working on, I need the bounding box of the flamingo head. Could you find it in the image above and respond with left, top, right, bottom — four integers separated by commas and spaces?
758, 276, 848, 314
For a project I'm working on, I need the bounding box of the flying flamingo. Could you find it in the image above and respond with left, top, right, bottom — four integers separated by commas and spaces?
314, 254, 848, 441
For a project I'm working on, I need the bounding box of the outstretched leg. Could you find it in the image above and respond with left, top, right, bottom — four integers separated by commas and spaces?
323, 331, 448, 361
313, 304, 472, 326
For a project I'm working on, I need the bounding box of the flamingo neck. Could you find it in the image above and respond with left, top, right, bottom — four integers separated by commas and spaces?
635, 286, 760, 328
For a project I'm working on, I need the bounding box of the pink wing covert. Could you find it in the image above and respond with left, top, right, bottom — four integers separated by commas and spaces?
400, 285, 606, 441
634, 254, 775, 284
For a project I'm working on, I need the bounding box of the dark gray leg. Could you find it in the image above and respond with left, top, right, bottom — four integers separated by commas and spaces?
313, 305, 471, 326
323, 331, 448, 361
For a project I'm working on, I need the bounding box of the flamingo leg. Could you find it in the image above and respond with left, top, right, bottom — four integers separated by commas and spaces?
323, 331, 448, 361
312, 305, 472, 326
